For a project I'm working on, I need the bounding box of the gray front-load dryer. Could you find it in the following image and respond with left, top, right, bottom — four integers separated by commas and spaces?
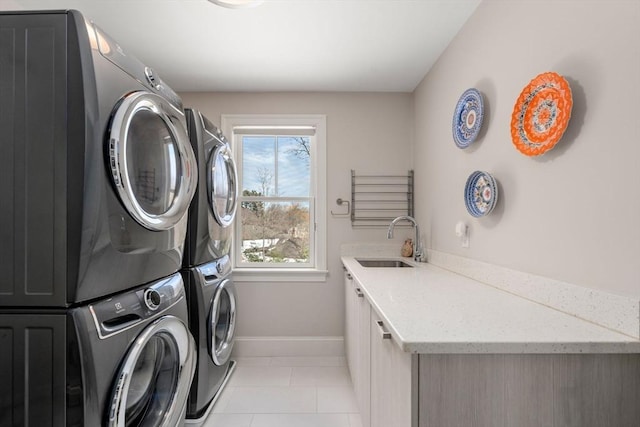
183, 109, 238, 268
0, 273, 196, 427
0, 10, 197, 307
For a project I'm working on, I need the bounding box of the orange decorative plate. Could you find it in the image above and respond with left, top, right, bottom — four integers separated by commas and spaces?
511, 72, 572, 156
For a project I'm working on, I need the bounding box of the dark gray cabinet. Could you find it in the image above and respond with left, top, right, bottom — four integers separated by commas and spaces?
0, 13, 72, 307
419, 353, 640, 427
0, 314, 69, 426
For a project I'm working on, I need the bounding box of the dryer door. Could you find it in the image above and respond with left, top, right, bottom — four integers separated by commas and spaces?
207, 143, 238, 227
107, 315, 196, 427
108, 91, 197, 231
209, 278, 237, 366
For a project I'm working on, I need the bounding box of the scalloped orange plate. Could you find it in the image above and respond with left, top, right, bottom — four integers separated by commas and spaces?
511, 72, 572, 156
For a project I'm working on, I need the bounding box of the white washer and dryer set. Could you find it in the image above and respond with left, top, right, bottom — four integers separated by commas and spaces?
0, 9, 239, 427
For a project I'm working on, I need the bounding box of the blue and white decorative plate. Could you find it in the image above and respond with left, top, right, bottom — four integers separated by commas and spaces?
464, 171, 498, 217
453, 88, 484, 149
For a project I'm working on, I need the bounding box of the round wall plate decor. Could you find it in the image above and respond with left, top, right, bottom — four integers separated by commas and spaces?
511, 72, 572, 156
464, 171, 498, 217
452, 88, 484, 149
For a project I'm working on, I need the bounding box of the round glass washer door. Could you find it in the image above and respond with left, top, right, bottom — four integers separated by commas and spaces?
108, 91, 197, 231
107, 315, 196, 427
207, 143, 238, 228
209, 279, 237, 366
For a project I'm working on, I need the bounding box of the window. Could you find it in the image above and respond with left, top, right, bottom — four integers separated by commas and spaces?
221, 115, 327, 281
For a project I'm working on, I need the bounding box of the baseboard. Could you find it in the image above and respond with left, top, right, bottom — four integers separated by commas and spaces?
232, 336, 344, 357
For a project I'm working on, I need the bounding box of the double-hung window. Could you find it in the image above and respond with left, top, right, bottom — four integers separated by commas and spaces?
222, 115, 327, 281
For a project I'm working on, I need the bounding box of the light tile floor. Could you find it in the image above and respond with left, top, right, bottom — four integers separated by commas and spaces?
203, 356, 362, 427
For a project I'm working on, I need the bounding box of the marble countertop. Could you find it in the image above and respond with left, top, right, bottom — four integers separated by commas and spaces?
341, 255, 640, 354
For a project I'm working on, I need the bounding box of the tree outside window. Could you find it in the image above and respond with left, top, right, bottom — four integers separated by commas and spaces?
239, 135, 312, 265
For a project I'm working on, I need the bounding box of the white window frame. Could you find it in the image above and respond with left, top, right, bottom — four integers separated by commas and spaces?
221, 114, 327, 282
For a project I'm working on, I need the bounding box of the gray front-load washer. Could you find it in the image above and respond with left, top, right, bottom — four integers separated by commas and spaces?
182, 254, 237, 422
0, 273, 196, 426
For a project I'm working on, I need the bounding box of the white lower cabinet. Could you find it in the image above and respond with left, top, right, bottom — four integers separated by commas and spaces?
356, 285, 371, 427
344, 269, 372, 426
344, 269, 357, 388
370, 311, 414, 427
344, 266, 414, 427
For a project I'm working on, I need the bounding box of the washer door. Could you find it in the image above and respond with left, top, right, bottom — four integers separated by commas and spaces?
209, 279, 237, 366
207, 143, 238, 228
107, 315, 196, 427
108, 91, 197, 231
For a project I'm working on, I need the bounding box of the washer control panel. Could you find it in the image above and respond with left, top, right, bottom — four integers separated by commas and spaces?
89, 273, 185, 339
198, 254, 232, 283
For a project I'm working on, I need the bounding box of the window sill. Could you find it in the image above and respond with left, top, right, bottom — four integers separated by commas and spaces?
232, 268, 329, 282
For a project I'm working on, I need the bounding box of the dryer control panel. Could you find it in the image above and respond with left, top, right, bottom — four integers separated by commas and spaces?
89, 273, 185, 339
89, 21, 184, 109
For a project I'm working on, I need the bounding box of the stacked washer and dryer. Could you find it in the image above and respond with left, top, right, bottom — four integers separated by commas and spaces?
181, 109, 239, 424
0, 10, 200, 426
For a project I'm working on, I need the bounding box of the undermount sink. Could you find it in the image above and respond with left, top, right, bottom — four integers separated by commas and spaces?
356, 259, 414, 268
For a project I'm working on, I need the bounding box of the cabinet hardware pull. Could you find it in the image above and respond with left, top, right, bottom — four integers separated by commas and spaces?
347, 273, 353, 280
355, 288, 364, 298
376, 320, 392, 340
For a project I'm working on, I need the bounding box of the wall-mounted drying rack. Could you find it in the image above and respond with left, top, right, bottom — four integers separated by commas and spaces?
349, 169, 414, 228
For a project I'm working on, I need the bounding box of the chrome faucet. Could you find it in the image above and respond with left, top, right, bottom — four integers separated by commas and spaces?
387, 215, 424, 262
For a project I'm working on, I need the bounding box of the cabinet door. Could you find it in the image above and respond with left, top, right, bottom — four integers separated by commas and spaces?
370, 311, 413, 427
0, 314, 68, 426
344, 269, 358, 387
370, 311, 393, 427
356, 287, 371, 427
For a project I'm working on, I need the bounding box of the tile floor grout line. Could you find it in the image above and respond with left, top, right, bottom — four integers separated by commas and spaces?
206, 357, 361, 427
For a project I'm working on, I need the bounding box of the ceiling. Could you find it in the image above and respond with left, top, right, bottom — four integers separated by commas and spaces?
4, 0, 481, 92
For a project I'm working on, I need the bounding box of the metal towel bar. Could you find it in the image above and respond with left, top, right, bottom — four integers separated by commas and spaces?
350, 169, 414, 228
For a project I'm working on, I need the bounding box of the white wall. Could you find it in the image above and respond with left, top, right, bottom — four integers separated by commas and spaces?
414, 0, 640, 298
181, 0, 640, 340
179, 92, 413, 337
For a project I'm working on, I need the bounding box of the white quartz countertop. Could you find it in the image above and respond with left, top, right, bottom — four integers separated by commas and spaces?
341, 256, 640, 354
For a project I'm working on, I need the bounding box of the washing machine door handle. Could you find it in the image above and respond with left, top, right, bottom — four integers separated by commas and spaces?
106, 315, 196, 427
108, 91, 197, 231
